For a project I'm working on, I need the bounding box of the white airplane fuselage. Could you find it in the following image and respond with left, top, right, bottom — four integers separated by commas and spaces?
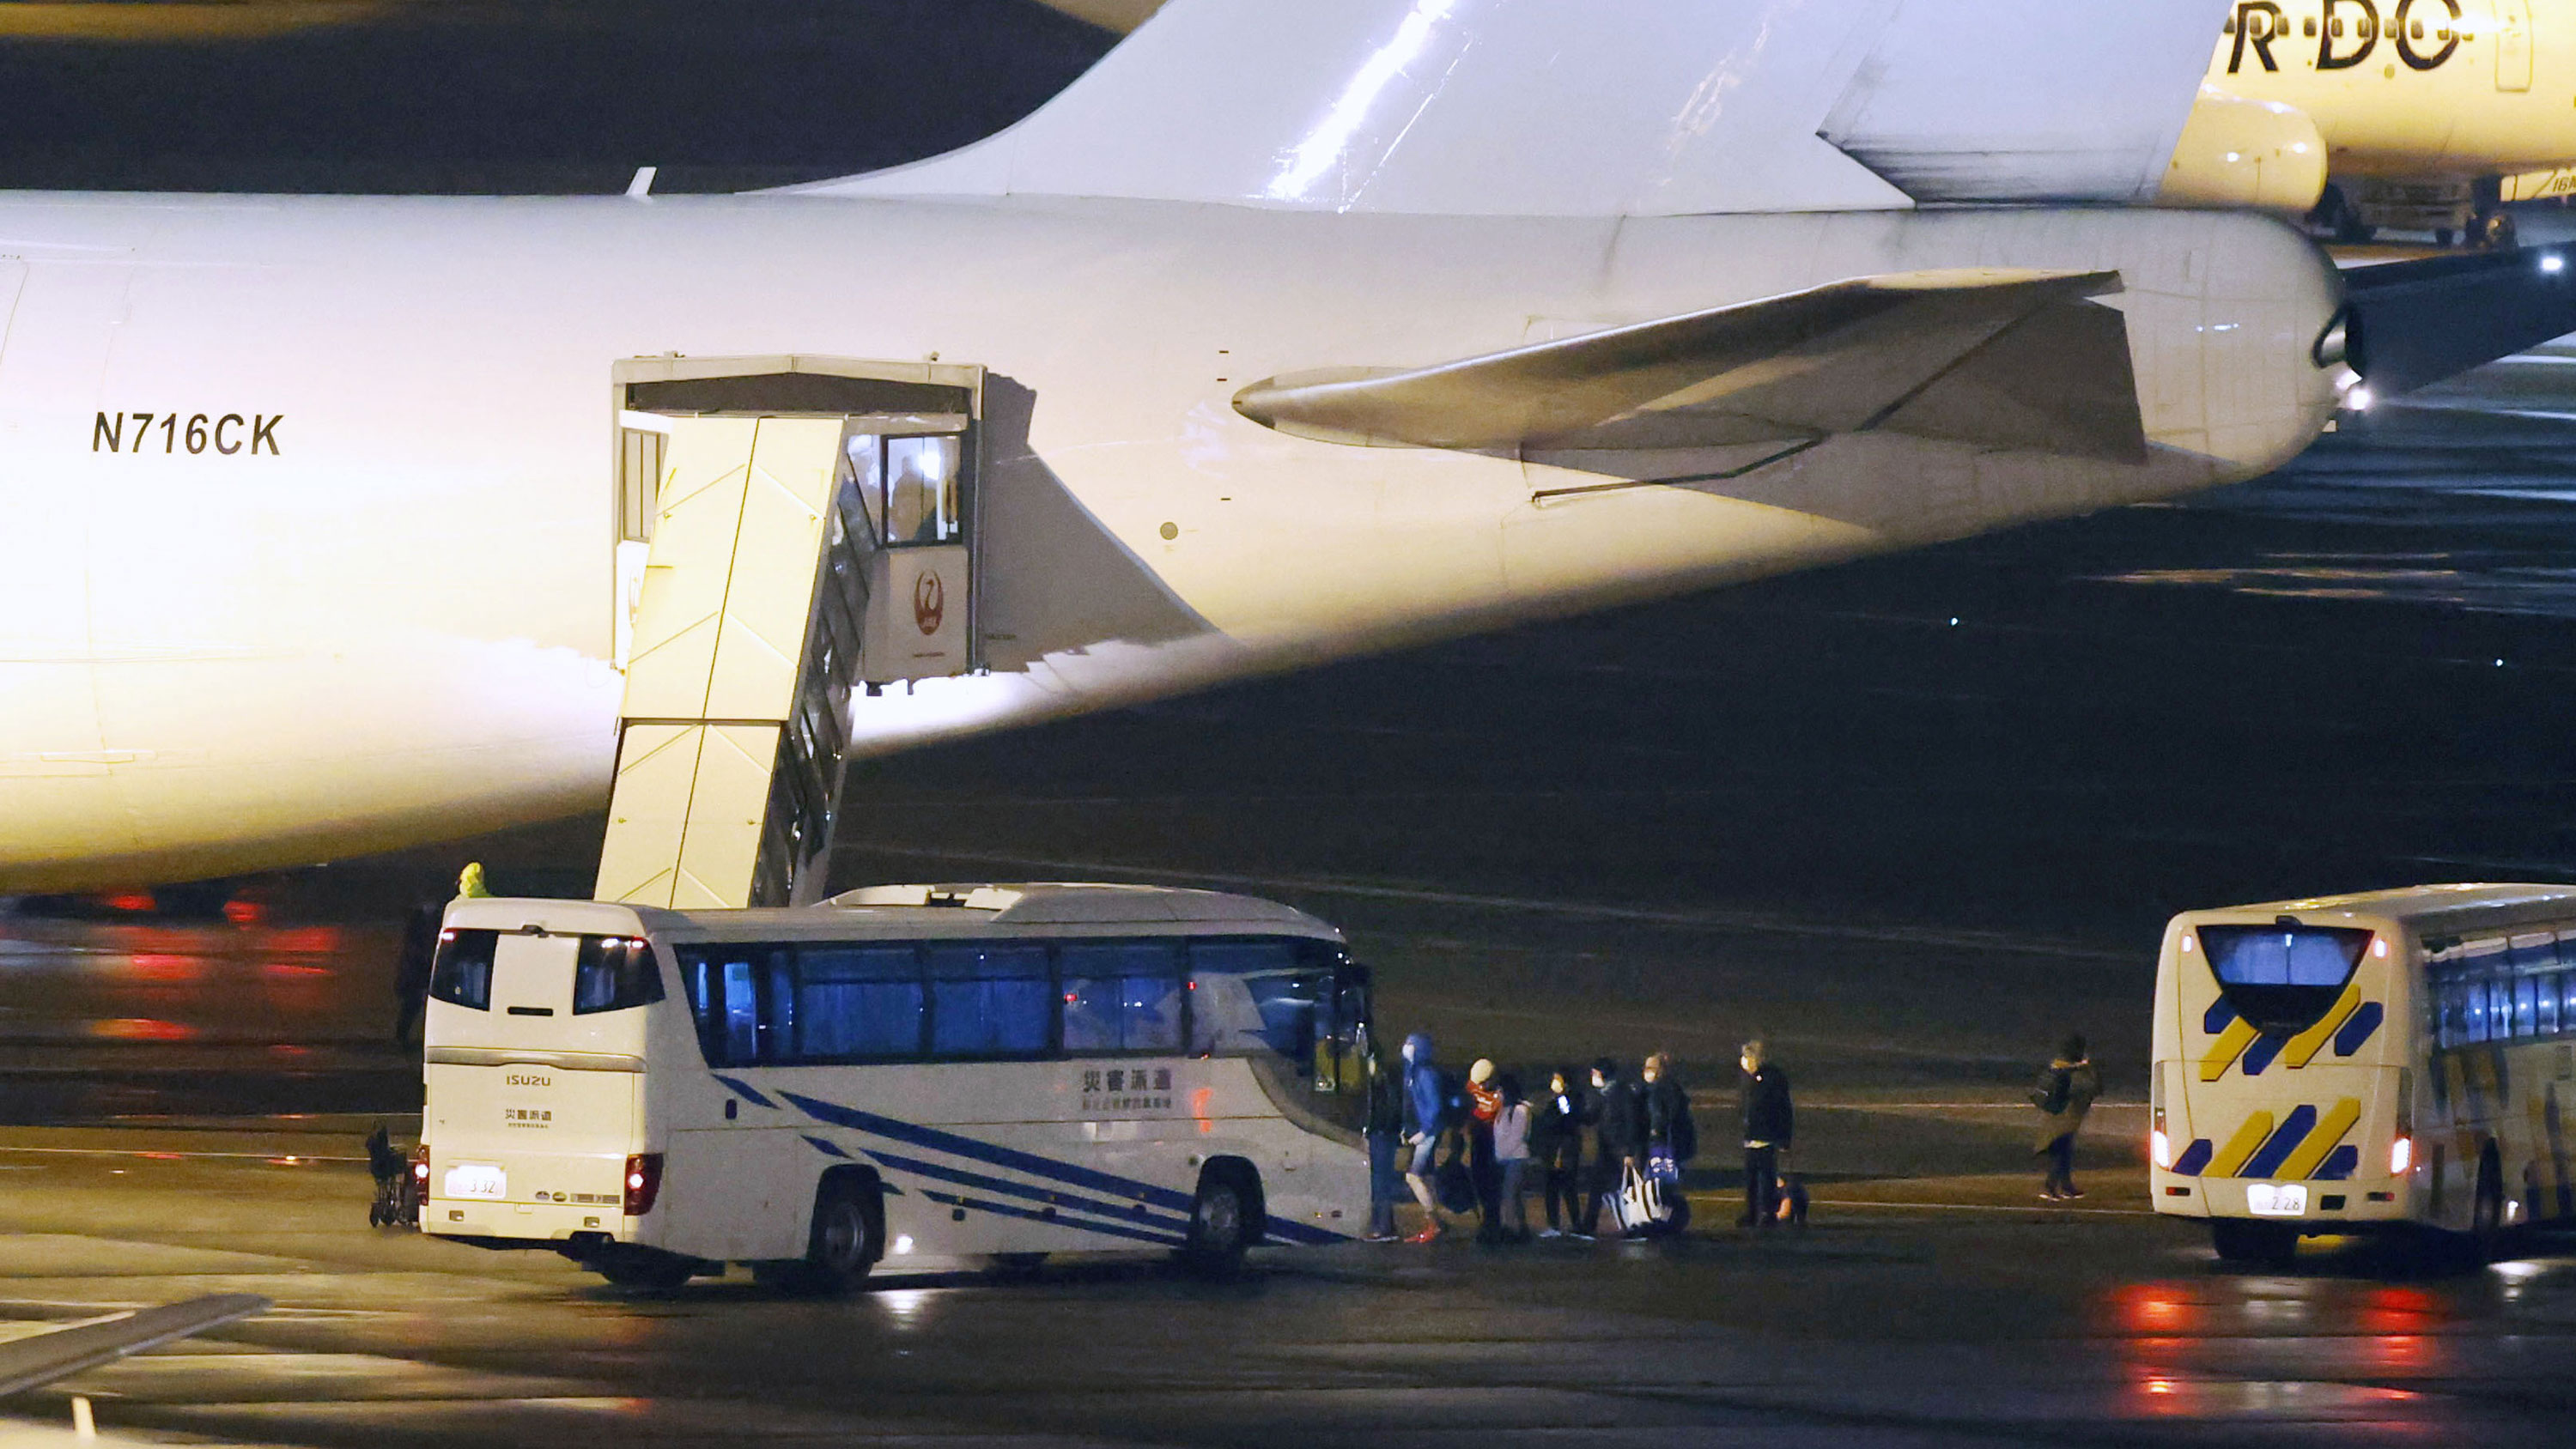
0, 194, 2340, 889
2177, 0, 2576, 230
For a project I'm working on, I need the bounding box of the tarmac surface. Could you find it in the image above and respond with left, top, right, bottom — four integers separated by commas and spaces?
1, 1119, 2574, 1447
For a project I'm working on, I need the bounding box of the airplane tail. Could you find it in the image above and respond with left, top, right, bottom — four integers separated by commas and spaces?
791, 0, 2231, 216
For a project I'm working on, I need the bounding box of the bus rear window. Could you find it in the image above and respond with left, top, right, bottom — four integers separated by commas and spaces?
574, 935, 665, 1015
2196, 924, 2370, 1034
429, 928, 498, 1010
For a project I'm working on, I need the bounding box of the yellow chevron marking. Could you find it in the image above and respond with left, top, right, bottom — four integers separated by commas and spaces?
2200, 1017, 2261, 1082
2282, 983, 2365, 1070
2281, 1098, 2361, 1180
2208, 1110, 2278, 1178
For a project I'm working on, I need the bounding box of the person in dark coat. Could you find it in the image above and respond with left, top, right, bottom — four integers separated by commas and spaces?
1364, 1036, 1405, 1240
1737, 1040, 1793, 1229
1642, 1051, 1697, 1233
1578, 1057, 1645, 1239
2032, 1033, 2103, 1201
391, 900, 440, 1047
1530, 1066, 1590, 1238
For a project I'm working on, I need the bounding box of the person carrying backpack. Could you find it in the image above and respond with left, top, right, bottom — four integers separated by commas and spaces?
2032, 1034, 2102, 1201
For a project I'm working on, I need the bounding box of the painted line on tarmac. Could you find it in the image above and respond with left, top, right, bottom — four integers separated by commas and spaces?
0, 1145, 363, 1162
1685, 1192, 2154, 1218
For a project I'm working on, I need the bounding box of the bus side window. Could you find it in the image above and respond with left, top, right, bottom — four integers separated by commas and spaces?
1060, 940, 1183, 1053
1187, 938, 1326, 1072
429, 928, 498, 1010
677, 948, 763, 1066
573, 935, 665, 1015
925, 943, 1051, 1057
795, 944, 924, 1059
2540, 973, 2561, 1037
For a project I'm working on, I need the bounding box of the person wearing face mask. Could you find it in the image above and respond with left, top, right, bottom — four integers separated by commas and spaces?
1737, 1040, 1794, 1230
1641, 1051, 1697, 1234
1530, 1066, 1591, 1240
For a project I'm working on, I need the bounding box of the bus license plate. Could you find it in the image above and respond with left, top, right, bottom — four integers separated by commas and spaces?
443, 1163, 507, 1200
2245, 1183, 2307, 1217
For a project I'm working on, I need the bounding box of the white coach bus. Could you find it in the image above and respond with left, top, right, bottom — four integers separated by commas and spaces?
2152, 883, 2576, 1267
419, 883, 1375, 1289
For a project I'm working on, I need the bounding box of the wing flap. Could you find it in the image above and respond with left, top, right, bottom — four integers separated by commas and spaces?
1232, 268, 2146, 464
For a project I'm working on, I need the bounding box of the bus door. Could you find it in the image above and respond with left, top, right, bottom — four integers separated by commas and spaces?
423, 927, 653, 1236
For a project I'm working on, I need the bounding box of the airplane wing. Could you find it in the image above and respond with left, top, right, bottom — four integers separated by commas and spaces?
0, 1295, 269, 1399
1232, 268, 2148, 464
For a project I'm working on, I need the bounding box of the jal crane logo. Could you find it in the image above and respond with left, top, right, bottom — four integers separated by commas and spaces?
913, 570, 945, 635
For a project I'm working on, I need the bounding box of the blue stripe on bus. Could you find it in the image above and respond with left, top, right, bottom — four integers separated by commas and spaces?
2332, 1002, 2385, 1058
1261, 1216, 1349, 1246
2203, 999, 2237, 1036
919, 1190, 1188, 1248
2313, 1144, 2359, 1181
858, 1144, 1194, 1234
712, 1074, 777, 1108
2173, 1138, 2214, 1175
800, 1134, 850, 1159
2240, 1033, 2289, 1077
781, 1090, 1196, 1212
2242, 1105, 2318, 1179
782, 1090, 1354, 1245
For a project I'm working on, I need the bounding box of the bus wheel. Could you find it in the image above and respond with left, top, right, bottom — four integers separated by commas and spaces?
594, 1247, 695, 1292
1182, 1163, 1259, 1277
2210, 1220, 2296, 1270
801, 1172, 884, 1294
2472, 1148, 2507, 1263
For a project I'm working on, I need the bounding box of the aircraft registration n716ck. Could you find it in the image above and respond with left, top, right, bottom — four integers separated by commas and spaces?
0, 0, 2353, 891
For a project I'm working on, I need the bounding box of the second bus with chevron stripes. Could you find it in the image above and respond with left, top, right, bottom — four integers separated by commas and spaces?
2153, 882, 2576, 1266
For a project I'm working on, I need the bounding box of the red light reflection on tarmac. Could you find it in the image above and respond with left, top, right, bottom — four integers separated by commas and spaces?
262, 961, 331, 979
125, 953, 202, 982
89, 1018, 195, 1041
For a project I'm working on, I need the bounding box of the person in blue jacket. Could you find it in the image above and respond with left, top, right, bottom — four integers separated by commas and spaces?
1401, 1031, 1454, 1242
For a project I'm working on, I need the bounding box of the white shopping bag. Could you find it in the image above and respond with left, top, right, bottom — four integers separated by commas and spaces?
1607, 1161, 1667, 1234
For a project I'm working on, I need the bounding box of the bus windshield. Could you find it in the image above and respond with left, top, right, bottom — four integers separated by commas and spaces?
2196, 923, 2371, 1033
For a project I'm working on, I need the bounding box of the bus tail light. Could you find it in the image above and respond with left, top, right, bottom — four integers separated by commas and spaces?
2151, 1129, 2172, 1170
623, 1153, 664, 1216
2390, 1137, 2413, 1176
411, 1144, 429, 1189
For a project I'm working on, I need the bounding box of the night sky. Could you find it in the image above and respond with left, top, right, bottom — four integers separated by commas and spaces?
0, 1, 1112, 194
